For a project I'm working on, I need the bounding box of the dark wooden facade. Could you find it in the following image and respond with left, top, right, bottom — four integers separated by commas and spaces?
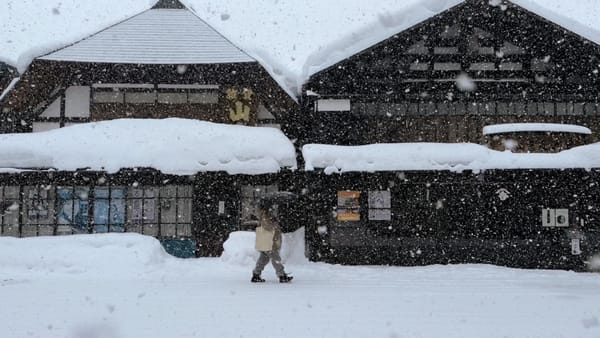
297, 0, 600, 148
0, 170, 304, 258
1, 60, 295, 133
303, 168, 600, 270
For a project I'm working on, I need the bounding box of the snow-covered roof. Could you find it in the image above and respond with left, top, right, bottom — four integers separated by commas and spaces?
39, 9, 254, 65
2, 1, 600, 95
483, 123, 592, 135
302, 142, 600, 174
0, 119, 297, 175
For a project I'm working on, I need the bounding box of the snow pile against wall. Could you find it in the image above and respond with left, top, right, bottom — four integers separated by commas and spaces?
0, 233, 170, 276
302, 142, 600, 173
0, 118, 297, 175
220, 227, 308, 266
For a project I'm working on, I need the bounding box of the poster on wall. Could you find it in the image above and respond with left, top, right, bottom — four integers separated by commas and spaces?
368, 190, 392, 221
337, 191, 360, 221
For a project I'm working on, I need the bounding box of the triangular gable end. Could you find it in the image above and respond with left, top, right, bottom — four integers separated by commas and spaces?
38, 6, 255, 65
306, 0, 600, 100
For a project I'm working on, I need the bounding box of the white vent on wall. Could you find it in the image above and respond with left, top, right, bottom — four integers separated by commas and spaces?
316, 99, 351, 112
65, 86, 90, 118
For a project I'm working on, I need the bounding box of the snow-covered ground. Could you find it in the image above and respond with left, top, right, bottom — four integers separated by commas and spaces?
1, 231, 600, 338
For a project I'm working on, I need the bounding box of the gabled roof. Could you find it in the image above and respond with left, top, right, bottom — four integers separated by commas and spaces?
39, 8, 255, 65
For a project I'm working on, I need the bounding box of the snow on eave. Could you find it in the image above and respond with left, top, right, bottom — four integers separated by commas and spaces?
0, 118, 297, 175
302, 143, 600, 174
483, 123, 592, 135
0, 77, 20, 102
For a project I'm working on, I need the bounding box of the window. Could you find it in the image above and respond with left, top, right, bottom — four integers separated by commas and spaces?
2, 184, 194, 238
159, 185, 192, 238
94, 187, 126, 233
126, 187, 159, 235
56, 186, 89, 235
409, 62, 429, 71
125, 92, 157, 104
93, 91, 124, 103
188, 91, 219, 104
157, 92, 187, 104
92, 83, 220, 105
22, 186, 55, 237
433, 63, 461, 71
65, 86, 90, 118
434, 47, 458, 54
0, 186, 20, 237
470, 63, 496, 71
498, 62, 522, 71
316, 99, 351, 112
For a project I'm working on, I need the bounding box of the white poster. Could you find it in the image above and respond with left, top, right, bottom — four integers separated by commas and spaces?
368, 191, 391, 209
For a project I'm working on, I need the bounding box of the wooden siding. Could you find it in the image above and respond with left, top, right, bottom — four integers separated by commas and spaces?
0, 60, 295, 133
299, 0, 600, 148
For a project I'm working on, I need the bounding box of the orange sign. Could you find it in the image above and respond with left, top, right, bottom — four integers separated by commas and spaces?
337, 191, 360, 221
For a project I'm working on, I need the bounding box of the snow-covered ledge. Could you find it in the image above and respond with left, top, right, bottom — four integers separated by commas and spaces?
0, 118, 297, 175
483, 123, 592, 135
302, 142, 600, 174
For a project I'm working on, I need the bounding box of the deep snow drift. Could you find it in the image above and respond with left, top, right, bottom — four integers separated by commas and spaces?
1, 231, 600, 338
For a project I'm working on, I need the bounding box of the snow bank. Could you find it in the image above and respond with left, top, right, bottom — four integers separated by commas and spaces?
302, 142, 600, 173
221, 227, 308, 266
0, 233, 169, 276
0, 118, 297, 175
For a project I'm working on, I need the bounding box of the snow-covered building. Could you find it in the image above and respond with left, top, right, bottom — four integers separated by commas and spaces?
0, 0, 294, 134
0, 119, 298, 257
2, 0, 600, 269
296, 0, 600, 269
299, 0, 600, 151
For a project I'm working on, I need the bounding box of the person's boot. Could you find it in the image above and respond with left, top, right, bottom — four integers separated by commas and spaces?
251, 273, 265, 283
279, 274, 293, 283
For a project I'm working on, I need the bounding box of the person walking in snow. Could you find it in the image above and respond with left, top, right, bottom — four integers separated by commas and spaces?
251, 202, 293, 283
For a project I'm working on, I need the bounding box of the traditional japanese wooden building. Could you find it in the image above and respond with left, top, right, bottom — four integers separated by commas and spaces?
0, 0, 294, 134
0, 0, 298, 258
298, 0, 600, 150
297, 0, 600, 270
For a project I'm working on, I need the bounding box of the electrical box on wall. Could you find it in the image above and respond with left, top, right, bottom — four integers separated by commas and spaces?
541, 208, 569, 227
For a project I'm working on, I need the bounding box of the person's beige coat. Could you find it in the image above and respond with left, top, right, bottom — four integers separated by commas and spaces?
255, 209, 282, 252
